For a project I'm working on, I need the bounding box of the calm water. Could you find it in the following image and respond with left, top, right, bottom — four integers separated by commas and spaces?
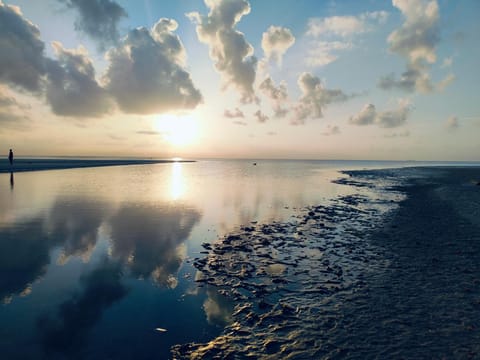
0, 159, 466, 359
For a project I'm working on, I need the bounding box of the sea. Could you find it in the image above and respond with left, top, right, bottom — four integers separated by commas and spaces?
0, 159, 478, 359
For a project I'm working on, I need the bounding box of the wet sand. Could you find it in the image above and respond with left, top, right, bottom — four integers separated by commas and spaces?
174, 166, 480, 359
0, 158, 194, 173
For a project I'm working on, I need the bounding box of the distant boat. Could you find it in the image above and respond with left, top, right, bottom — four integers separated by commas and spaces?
253, 162, 257, 166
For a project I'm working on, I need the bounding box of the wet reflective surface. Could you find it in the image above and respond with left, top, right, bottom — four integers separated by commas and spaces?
0, 160, 365, 359
0, 160, 445, 358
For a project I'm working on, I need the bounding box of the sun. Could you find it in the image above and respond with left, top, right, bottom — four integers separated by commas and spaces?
155, 113, 199, 147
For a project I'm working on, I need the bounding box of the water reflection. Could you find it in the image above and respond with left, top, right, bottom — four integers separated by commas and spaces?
110, 204, 201, 287
37, 258, 127, 358
170, 162, 185, 200
10, 172, 14, 190
47, 199, 112, 264
0, 219, 50, 303
203, 287, 234, 327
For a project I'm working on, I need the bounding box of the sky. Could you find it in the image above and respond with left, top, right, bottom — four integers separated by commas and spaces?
0, 0, 479, 161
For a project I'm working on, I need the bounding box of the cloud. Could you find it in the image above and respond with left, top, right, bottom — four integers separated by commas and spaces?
136, 130, 160, 135
322, 125, 341, 136
437, 73, 455, 92
254, 110, 268, 123
259, 77, 289, 118
379, 0, 442, 93
109, 204, 201, 286
384, 130, 410, 138
58, 0, 127, 49
445, 115, 459, 130
0, 88, 31, 129
349, 99, 411, 128
305, 12, 388, 67
0, 218, 50, 303
224, 107, 244, 118
37, 258, 128, 357
261, 26, 295, 66
104, 18, 202, 114
233, 120, 247, 126
306, 41, 352, 67
0, 2, 47, 92
259, 77, 287, 101
46, 198, 111, 264
46, 42, 112, 117
349, 103, 377, 125
292, 72, 348, 124
187, 0, 257, 103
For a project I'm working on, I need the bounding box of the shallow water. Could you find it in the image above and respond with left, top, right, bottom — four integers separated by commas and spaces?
0, 160, 469, 359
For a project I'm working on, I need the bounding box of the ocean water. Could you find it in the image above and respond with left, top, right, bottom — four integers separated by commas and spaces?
0, 159, 470, 359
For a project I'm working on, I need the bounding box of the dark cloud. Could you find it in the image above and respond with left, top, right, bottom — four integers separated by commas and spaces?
105, 19, 202, 114
0, 198, 111, 303
0, 2, 47, 92
136, 130, 160, 135
350, 100, 411, 128
46, 42, 112, 117
46, 198, 111, 263
224, 108, 244, 118
188, 0, 258, 104
58, 0, 127, 49
254, 110, 268, 123
0, 219, 50, 303
37, 258, 128, 358
109, 204, 201, 287
292, 72, 348, 124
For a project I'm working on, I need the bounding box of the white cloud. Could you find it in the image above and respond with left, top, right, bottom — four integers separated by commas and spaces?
305, 11, 388, 67
350, 99, 411, 128
104, 18, 202, 114
306, 41, 352, 67
261, 26, 295, 66
187, 0, 257, 104
441, 56, 453, 68
292, 72, 348, 124
379, 0, 447, 93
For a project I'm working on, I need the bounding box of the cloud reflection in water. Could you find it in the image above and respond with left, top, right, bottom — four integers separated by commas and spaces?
109, 204, 201, 287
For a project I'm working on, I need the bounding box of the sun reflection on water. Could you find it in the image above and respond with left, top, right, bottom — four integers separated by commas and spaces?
170, 162, 185, 200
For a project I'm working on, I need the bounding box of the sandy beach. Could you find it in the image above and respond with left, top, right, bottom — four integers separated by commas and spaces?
174, 166, 480, 359
0, 158, 194, 173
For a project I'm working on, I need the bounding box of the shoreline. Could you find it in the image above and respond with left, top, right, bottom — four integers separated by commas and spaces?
0, 158, 195, 173
174, 166, 480, 359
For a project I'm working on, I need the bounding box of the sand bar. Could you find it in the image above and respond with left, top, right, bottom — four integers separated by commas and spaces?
0, 158, 194, 173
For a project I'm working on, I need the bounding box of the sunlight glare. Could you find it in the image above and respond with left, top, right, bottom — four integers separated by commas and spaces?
155, 113, 199, 147
170, 162, 185, 200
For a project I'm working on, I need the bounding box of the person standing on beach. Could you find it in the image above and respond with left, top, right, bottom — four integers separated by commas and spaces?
8, 149, 13, 167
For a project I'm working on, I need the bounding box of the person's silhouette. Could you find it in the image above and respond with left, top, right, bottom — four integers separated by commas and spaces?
8, 149, 13, 167
10, 172, 14, 189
